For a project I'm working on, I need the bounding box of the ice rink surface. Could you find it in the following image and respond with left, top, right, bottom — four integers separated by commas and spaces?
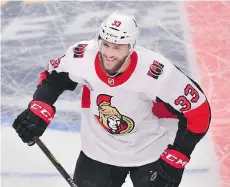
1, 1, 230, 187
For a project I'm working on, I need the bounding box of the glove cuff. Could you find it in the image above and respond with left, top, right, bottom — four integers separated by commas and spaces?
29, 100, 55, 125
160, 148, 190, 169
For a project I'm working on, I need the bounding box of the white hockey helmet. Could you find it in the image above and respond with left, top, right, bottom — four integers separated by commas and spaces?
98, 12, 139, 51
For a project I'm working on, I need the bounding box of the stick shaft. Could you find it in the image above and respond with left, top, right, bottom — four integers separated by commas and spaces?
34, 138, 77, 187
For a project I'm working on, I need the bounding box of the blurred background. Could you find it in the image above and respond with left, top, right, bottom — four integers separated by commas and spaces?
1, 1, 230, 187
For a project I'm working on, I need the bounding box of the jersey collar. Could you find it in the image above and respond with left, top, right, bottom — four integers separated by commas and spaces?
94, 51, 138, 87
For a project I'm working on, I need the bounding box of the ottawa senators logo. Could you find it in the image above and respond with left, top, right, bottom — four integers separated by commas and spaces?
73, 44, 88, 58
95, 94, 135, 134
147, 60, 164, 79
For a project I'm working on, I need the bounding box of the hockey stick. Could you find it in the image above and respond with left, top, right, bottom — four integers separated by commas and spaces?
28, 138, 77, 187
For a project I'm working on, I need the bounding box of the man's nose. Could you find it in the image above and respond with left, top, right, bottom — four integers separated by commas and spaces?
104, 50, 114, 58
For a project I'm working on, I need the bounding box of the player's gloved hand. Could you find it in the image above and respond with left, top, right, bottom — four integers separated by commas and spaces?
150, 145, 190, 187
12, 100, 55, 144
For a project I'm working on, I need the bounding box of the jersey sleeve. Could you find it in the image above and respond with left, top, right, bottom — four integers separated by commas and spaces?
33, 70, 77, 105
46, 42, 89, 84
46, 45, 74, 74
33, 44, 83, 106
146, 54, 211, 156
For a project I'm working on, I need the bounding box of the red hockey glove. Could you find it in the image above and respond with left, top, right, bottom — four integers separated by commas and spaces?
160, 148, 190, 169
12, 100, 55, 144
150, 145, 190, 187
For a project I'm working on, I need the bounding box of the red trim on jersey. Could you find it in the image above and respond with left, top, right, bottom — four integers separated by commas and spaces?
94, 51, 138, 87
184, 100, 211, 133
38, 70, 47, 86
81, 86, 91, 108
152, 102, 178, 119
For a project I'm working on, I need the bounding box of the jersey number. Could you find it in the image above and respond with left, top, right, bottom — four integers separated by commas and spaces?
112, 20, 121, 27
174, 84, 199, 112
50, 55, 65, 68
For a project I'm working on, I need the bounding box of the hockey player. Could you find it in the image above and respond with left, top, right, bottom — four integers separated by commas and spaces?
13, 12, 211, 187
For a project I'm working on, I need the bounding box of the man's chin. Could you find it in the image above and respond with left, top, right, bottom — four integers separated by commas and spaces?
103, 68, 117, 75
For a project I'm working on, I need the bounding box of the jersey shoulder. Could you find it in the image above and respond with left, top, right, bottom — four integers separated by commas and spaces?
135, 45, 174, 68
135, 45, 174, 81
66, 39, 98, 58
47, 39, 98, 74
71, 39, 98, 50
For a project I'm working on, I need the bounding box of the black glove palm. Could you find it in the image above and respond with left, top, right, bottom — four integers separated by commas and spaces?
149, 158, 184, 187
150, 146, 190, 187
13, 108, 48, 143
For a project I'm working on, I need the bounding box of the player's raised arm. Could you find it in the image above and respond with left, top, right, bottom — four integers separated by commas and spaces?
146, 54, 211, 186
12, 46, 78, 144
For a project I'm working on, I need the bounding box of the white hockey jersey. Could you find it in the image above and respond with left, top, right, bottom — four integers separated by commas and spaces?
47, 39, 210, 167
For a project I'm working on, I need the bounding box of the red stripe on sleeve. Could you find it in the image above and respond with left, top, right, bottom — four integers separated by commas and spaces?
152, 102, 178, 119
184, 100, 211, 133
81, 85, 91, 108
37, 70, 47, 86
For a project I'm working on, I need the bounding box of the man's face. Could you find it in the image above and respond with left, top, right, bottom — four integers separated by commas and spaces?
99, 39, 130, 75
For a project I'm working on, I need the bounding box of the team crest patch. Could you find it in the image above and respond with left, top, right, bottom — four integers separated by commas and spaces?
147, 60, 164, 79
73, 44, 88, 58
95, 94, 135, 134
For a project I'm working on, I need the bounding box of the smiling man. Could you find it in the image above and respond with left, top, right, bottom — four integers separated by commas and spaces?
99, 40, 132, 76
12, 11, 211, 187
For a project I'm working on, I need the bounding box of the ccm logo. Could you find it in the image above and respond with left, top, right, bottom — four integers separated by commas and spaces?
106, 33, 118, 38
160, 150, 189, 168
30, 102, 54, 124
